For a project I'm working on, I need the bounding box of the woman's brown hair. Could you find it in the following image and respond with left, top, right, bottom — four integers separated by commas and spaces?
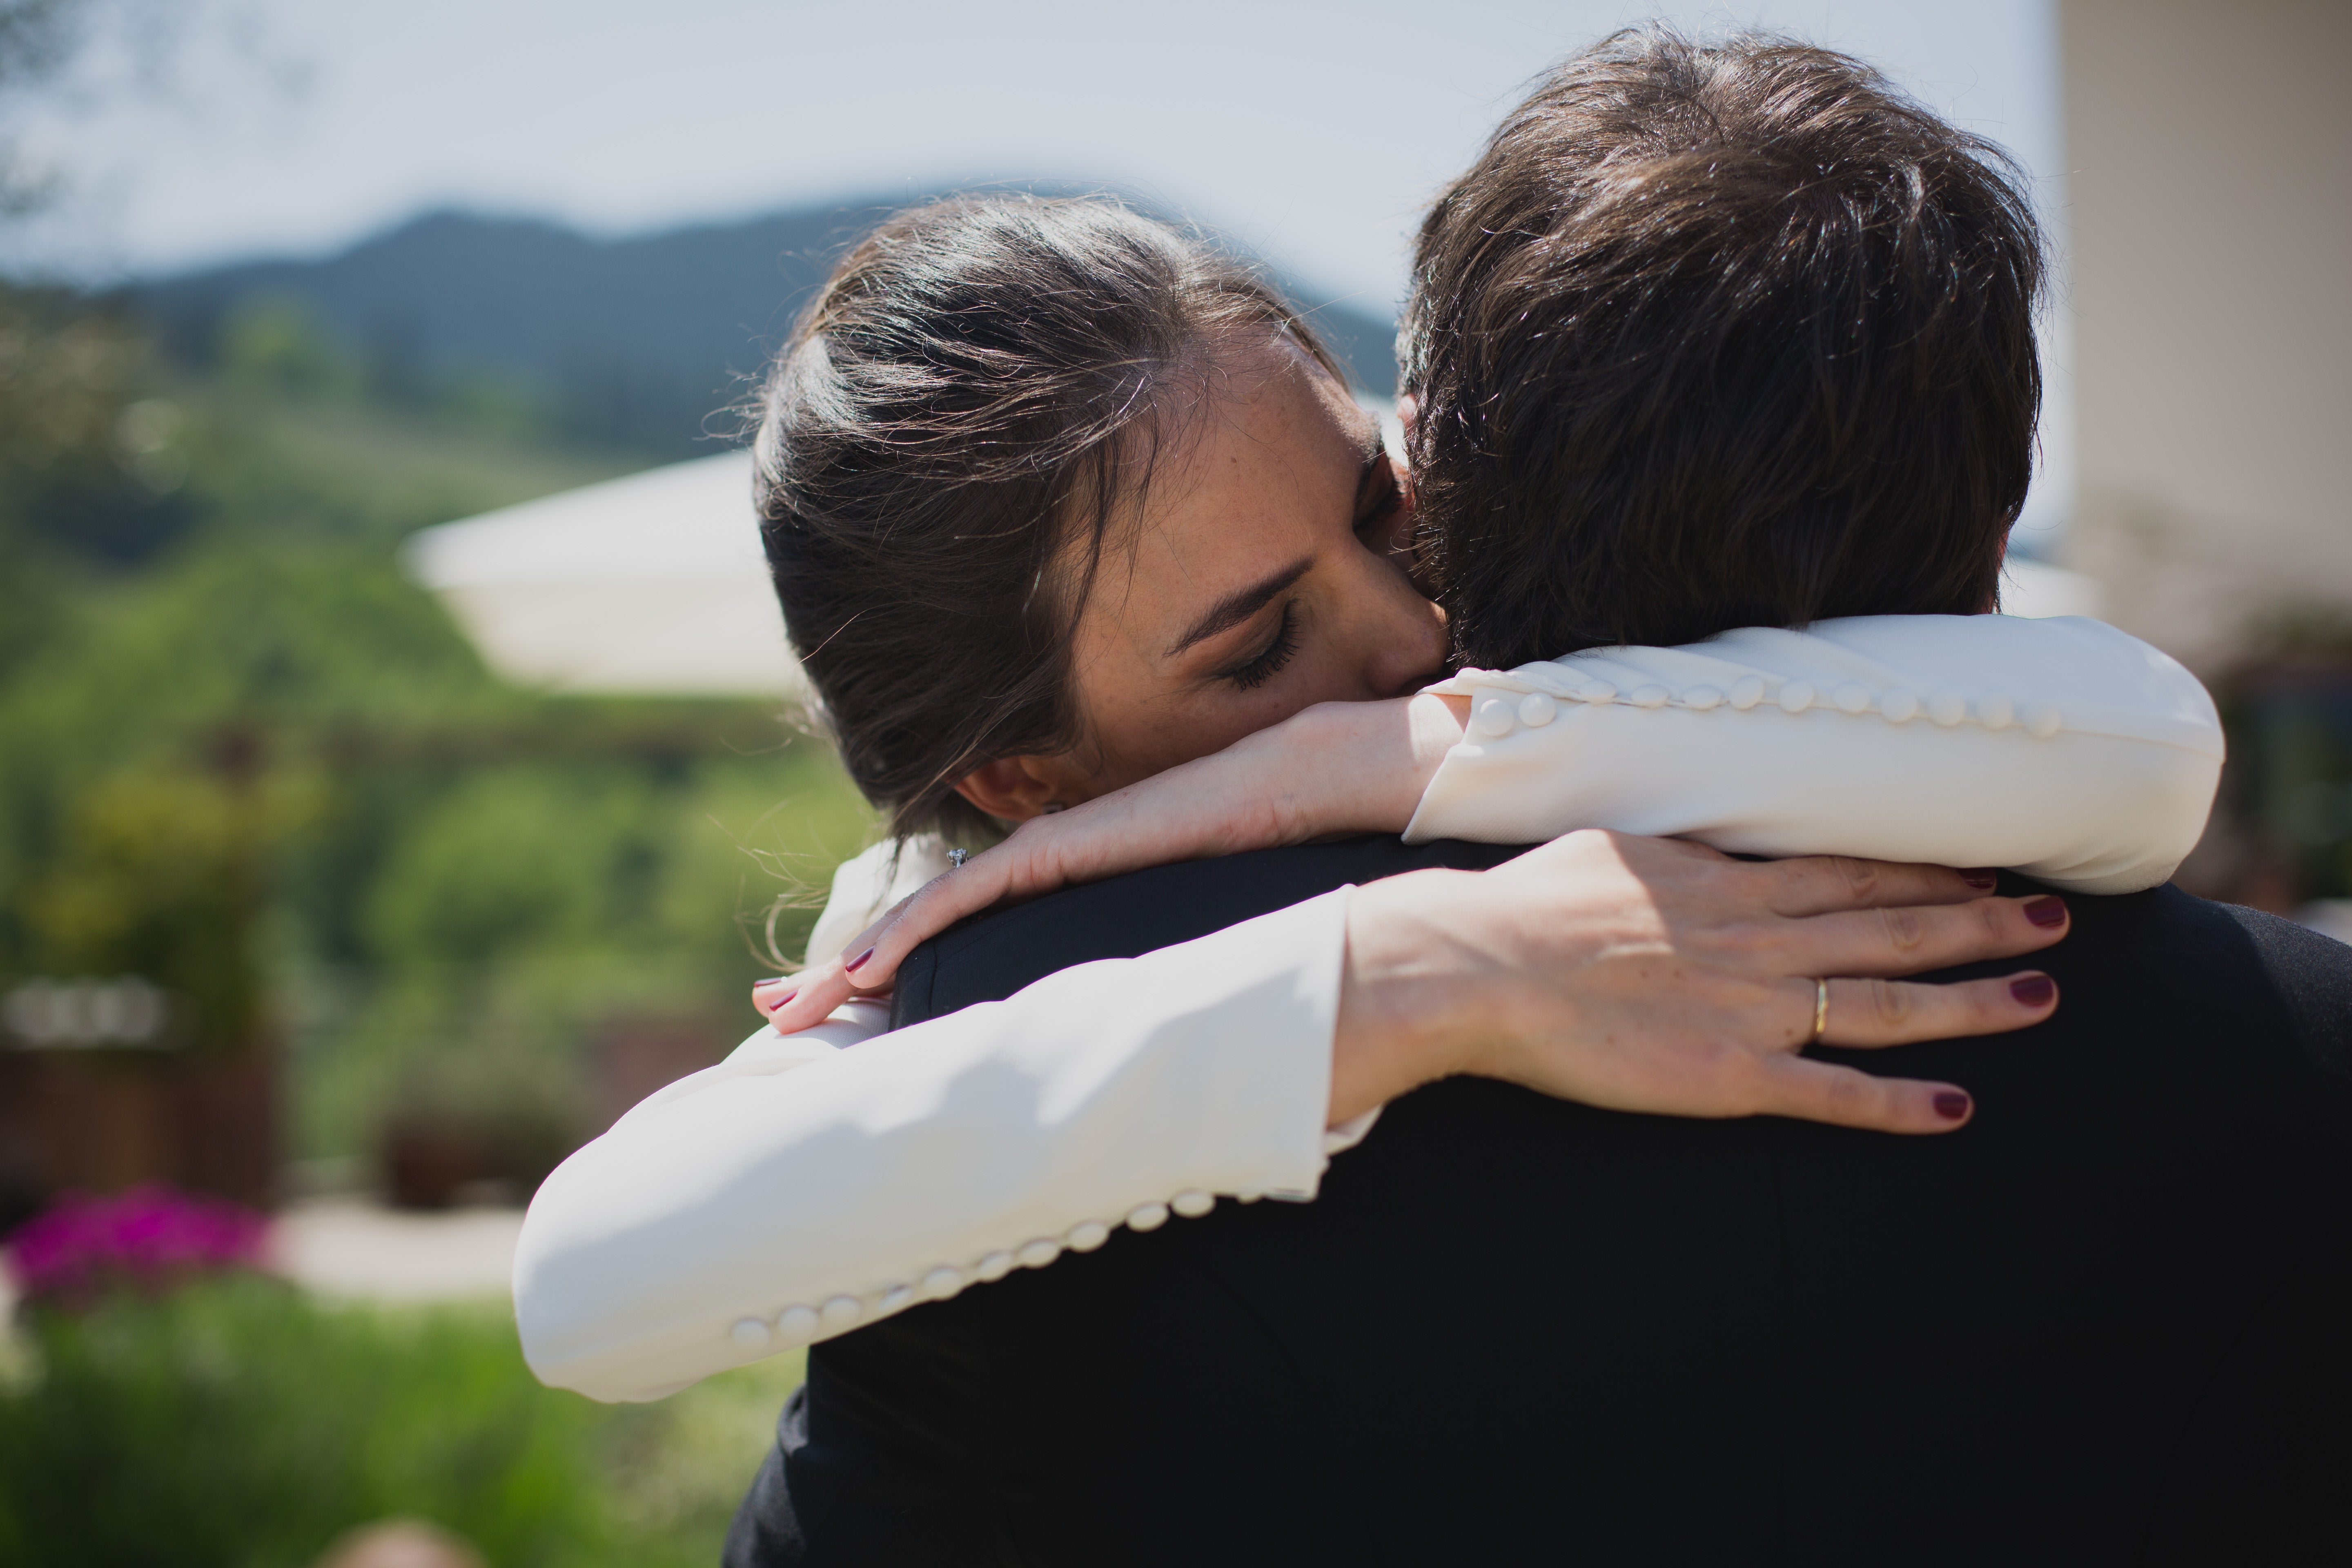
753, 196, 1343, 842
1402, 28, 2047, 669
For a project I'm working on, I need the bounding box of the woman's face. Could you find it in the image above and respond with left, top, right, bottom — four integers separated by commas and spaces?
964, 337, 1450, 817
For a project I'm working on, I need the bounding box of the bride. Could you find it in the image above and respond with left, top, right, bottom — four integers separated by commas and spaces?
514, 194, 2217, 1403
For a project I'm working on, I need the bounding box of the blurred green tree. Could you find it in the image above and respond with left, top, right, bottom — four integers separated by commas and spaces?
0, 1272, 802, 1566
13, 765, 267, 1049
0, 1, 874, 1197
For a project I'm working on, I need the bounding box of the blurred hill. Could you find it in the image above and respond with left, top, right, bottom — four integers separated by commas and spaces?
127, 203, 1403, 460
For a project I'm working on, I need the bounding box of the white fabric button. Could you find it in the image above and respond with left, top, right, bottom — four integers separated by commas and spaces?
921, 1266, 966, 1301
1728, 675, 1766, 710
1065, 1220, 1110, 1252
1977, 693, 2015, 730
820, 1295, 863, 1330
1683, 686, 1723, 711
1881, 688, 1920, 723
1629, 684, 1670, 708
1778, 680, 1815, 713
2023, 701, 2062, 739
778, 1304, 820, 1339
1928, 691, 1968, 727
1517, 693, 1557, 727
1833, 681, 1872, 715
1579, 679, 1617, 704
1016, 1238, 1061, 1269
974, 1250, 1014, 1281
1471, 698, 1516, 737
1171, 1189, 1216, 1218
880, 1284, 914, 1313
1126, 1201, 1169, 1232
731, 1316, 772, 1350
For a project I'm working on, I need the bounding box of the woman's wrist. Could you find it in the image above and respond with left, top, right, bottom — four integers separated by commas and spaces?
1328, 871, 1491, 1125
1258, 695, 1465, 842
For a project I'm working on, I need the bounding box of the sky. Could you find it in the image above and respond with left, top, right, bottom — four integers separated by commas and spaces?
9, 0, 2071, 537
14, 0, 2062, 312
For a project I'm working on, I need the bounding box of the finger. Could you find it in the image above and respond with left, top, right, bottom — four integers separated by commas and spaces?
1754, 1054, 1978, 1135
1781, 971, 2059, 1048
1750, 854, 2003, 918
756, 958, 858, 1034
760, 847, 1029, 1034
1776, 893, 2069, 978
859, 859, 1012, 977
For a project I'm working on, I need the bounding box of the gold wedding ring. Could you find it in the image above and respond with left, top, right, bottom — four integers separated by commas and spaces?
1808, 978, 1831, 1045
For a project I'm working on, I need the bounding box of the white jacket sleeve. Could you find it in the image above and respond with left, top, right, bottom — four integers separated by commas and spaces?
513, 888, 1354, 1403
1405, 614, 2224, 895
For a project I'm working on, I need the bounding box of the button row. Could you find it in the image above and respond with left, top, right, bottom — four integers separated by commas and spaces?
1466, 682, 2062, 741
728, 1189, 1225, 1354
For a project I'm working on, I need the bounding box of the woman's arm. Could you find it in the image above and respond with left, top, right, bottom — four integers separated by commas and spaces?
753, 695, 1457, 1034
517, 837, 2068, 1403
763, 613, 2215, 1033
1406, 614, 2223, 892
516, 890, 1356, 1403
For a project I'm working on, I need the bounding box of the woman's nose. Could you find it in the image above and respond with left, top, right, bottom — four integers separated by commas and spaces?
1361, 576, 1452, 699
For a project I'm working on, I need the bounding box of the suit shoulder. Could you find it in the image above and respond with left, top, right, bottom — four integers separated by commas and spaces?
2215, 902, 2352, 1088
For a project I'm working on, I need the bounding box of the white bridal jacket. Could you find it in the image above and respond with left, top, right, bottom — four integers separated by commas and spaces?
515, 613, 2222, 1403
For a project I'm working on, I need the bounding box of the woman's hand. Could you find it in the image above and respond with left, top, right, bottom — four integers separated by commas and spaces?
755, 697, 1460, 1033
1330, 831, 2068, 1134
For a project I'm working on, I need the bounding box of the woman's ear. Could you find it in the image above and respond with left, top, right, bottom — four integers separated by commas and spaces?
951, 756, 1064, 822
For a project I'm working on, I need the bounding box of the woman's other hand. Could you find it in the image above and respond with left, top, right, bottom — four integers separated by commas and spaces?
1332, 831, 2067, 1135
754, 696, 1459, 1033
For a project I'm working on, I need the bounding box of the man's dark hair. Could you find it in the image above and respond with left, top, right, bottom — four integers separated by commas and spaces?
1401, 27, 2047, 669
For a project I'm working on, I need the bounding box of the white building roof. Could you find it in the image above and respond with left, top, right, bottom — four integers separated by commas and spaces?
403, 449, 801, 698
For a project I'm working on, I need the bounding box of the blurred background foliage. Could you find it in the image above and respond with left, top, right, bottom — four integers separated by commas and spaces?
0, 1272, 806, 1566
0, 65, 1393, 1200
0, 24, 866, 1559
0, 257, 877, 1188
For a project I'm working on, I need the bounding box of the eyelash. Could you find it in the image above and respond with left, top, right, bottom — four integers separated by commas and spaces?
1225, 601, 1301, 690
1216, 457, 1390, 693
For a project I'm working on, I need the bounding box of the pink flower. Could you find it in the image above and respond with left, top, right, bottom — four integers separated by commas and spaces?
5, 1185, 270, 1309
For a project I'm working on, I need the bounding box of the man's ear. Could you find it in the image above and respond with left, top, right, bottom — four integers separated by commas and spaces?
951, 755, 1063, 823
1390, 392, 1435, 590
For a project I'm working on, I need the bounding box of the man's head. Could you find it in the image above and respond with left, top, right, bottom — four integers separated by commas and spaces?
1401, 28, 2046, 669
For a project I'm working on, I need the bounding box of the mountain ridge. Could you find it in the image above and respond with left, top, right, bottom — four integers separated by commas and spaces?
128, 200, 1400, 458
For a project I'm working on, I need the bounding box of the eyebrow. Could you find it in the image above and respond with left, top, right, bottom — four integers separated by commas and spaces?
1165, 556, 1314, 658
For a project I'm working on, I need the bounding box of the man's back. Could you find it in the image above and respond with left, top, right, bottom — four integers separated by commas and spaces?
733, 840, 2352, 1566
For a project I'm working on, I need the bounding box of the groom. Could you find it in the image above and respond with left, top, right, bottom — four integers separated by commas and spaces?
735, 31, 2352, 1564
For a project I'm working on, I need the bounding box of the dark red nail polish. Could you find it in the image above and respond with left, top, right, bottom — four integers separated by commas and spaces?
754, 977, 792, 988
762, 988, 798, 1013
1933, 1091, 1971, 1121
2009, 973, 2056, 1007
1960, 869, 2000, 889
845, 947, 875, 973
2023, 895, 2068, 928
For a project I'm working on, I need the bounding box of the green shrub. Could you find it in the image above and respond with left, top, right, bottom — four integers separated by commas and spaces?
0, 1275, 802, 1567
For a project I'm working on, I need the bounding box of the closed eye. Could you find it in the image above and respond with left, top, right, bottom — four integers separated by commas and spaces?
1220, 601, 1301, 690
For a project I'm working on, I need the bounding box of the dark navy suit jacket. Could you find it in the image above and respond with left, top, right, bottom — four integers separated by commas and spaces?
729, 839, 2352, 1566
